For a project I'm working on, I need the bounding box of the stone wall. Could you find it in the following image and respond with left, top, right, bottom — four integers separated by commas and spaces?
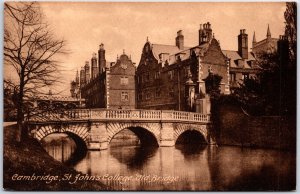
216, 103, 296, 151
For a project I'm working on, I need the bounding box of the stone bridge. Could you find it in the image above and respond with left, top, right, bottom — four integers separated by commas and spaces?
27, 109, 213, 150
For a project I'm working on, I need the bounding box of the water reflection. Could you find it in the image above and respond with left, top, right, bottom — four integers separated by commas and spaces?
42, 132, 296, 191
41, 133, 87, 166
41, 133, 76, 163
110, 146, 158, 170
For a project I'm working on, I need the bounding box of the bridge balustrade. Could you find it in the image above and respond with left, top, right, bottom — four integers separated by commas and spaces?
28, 109, 210, 123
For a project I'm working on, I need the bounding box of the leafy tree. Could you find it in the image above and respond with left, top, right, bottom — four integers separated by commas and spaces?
204, 72, 222, 99
233, 3, 297, 116
233, 52, 281, 115
284, 2, 297, 65
4, 2, 67, 141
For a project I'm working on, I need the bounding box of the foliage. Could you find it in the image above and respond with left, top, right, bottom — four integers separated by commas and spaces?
204, 72, 222, 99
284, 2, 297, 65
232, 3, 296, 116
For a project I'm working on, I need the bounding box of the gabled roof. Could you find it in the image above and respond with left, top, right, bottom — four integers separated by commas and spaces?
150, 41, 213, 66
151, 44, 191, 61
254, 38, 278, 48
222, 50, 256, 69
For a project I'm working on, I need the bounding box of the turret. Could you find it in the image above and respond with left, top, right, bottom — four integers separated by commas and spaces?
75, 70, 79, 84
238, 29, 248, 59
91, 53, 98, 79
175, 30, 184, 50
84, 61, 90, 83
267, 24, 271, 39
80, 67, 85, 87
199, 22, 213, 45
98, 43, 106, 74
252, 31, 257, 48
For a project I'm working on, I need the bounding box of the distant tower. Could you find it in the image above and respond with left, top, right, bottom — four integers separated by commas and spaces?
98, 43, 106, 74
84, 61, 90, 83
252, 31, 257, 48
238, 29, 248, 59
70, 70, 80, 97
175, 30, 184, 50
80, 67, 85, 87
267, 24, 271, 39
91, 53, 98, 79
199, 22, 213, 45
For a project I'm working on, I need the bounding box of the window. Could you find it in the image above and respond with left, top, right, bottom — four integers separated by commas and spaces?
145, 90, 151, 100
138, 93, 143, 101
154, 71, 160, 79
230, 73, 236, 82
185, 67, 190, 77
169, 87, 174, 97
120, 77, 129, 85
155, 88, 161, 98
242, 73, 249, 80
121, 92, 129, 101
168, 70, 174, 80
146, 72, 150, 82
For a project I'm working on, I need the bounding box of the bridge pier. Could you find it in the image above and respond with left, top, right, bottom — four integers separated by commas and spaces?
160, 123, 175, 147
88, 123, 108, 150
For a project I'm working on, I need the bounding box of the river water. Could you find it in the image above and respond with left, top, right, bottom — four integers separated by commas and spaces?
41, 131, 296, 191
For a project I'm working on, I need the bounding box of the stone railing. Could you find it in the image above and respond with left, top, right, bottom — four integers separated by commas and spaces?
28, 109, 210, 123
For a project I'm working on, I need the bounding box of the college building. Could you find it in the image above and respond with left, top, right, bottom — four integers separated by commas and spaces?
72, 44, 136, 109
71, 23, 281, 112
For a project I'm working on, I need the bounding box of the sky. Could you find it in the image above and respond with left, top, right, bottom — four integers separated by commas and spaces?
4, 2, 286, 96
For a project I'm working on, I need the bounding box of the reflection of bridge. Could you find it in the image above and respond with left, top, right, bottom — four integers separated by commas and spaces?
27, 109, 213, 150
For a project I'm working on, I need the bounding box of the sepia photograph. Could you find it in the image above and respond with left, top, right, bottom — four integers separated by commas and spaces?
3, 1, 296, 191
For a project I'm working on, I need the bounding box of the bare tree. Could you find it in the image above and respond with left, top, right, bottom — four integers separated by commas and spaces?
4, 2, 67, 141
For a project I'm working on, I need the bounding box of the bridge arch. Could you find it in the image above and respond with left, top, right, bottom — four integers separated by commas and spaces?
33, 123, 89, 149
106, 122, 160, 147
174, 124, 208, 144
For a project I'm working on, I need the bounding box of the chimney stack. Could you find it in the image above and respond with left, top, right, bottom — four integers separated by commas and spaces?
91, 53, 98, 79
98, 43, 106, 74
176, 30, 184, 50
238, 29, 248, 59
80, 67, 85, 87
199, 22, 213, 45
84, 61, 90, 83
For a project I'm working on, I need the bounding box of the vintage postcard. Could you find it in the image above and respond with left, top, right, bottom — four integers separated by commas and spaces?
3, 1, 296, 191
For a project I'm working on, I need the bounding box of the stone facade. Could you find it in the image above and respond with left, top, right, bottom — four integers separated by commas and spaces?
222, 29, 260, 89
79, 45, 136, 109
136, 22, 230, 112
70, 22, 278, 110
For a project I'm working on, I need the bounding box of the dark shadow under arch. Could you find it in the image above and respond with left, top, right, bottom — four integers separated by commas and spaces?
175, 130, 208, 156
176, 130, 207, 145
41, 131, 87, 166
110, 126, 159, 147
64, 132, 87, 166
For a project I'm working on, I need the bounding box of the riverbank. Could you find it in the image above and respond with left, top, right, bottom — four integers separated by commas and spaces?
3, 123, 109, 191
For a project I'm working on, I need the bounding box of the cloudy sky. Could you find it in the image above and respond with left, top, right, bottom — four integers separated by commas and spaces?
5, 2, 286, 96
